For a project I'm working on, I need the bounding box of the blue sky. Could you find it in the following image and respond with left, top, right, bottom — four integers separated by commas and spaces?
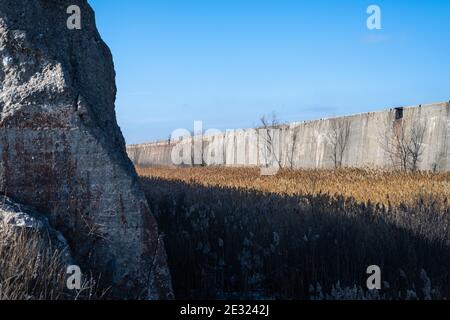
89, 0, 450, 144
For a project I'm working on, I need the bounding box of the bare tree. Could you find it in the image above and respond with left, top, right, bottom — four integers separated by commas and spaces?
287, 126, 300, 169
328, 119, 351, 169
407, 122, 427, 171
258, 112, 282, 169
379, 110, 427, 171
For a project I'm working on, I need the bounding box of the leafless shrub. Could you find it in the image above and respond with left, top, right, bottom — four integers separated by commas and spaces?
287, 126, 300, 169
258, 113, 282, 169
407, 121, 427, 171
328, 119, 351, 168
379, 110, 427, 171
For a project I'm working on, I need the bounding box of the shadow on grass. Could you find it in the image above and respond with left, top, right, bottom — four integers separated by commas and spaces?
140, 176, 450, 300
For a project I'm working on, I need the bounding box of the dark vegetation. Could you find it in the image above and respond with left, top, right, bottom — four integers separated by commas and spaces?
0, 229, 109, 300
140, 167, 450, 300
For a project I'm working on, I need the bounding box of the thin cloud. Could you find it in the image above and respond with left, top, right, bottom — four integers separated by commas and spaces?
361, 34, 390, 44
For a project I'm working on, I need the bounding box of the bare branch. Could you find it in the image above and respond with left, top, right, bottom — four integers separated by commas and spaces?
378, 109, 427, 171
328, 119, 351, 168
258, 113, 282, 169
287, 126, 300, 169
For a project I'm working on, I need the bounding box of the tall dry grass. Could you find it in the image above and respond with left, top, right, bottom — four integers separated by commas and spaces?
137, 167, 449, 207
139, 167, 450, 300
0, 228, 109, 300
0, 228, 69, 300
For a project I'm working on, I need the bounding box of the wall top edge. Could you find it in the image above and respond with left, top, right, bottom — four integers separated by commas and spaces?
127, 101, 450, 148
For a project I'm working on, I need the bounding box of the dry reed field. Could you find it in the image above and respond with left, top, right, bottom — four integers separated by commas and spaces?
139, 167, 450, 300
138, 167, 450, 207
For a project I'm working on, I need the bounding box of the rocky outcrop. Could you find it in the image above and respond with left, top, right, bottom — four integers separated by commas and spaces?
0, 0, 172, 298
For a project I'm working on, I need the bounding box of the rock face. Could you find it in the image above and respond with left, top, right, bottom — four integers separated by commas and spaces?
0, 0, 172, 298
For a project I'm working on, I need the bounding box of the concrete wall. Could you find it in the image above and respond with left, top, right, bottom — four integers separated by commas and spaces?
127, 102, 450, 172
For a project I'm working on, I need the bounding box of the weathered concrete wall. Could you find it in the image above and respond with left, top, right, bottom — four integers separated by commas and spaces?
127, 102, 450, 172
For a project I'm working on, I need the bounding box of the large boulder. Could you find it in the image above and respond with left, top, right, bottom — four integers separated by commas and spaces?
0, 0, 172, 298
0, 195, 73, 266
0, 195, 74, 300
